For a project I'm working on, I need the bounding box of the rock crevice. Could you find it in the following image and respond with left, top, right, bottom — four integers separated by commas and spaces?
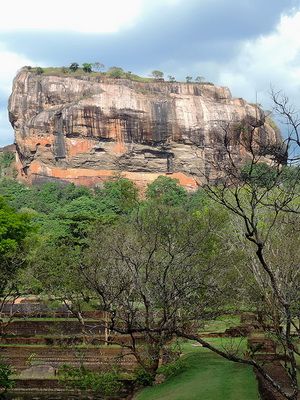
8, 69, 282, 189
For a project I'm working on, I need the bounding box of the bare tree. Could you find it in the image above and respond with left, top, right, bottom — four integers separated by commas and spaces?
92, 62, 105, 72
31, 243, 92, 331
80, 203, 232, 379
151, 70, 164, 81
195, 76, 205, 83
191, 92, 300, 399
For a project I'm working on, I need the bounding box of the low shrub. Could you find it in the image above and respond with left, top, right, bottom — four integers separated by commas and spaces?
158, 357, 186, 379
134, 367, 155, 386
36, 67, 44, 75
58, 365, 122, 396
0, 361, 14, 390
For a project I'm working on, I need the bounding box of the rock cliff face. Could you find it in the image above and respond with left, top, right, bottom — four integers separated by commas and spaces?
8, 69, 282, 189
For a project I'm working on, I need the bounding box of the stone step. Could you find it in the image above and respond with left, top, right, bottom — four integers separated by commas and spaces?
0, 334, 144, 346
2, 320, 105, 336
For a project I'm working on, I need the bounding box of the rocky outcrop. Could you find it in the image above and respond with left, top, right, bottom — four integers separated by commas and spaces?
8, 68, 282, 189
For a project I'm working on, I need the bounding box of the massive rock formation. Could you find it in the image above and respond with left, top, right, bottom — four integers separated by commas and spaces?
8, 68, 282, 189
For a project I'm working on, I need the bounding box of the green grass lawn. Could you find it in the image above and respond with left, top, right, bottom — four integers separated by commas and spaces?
200, 315, 240, 333
134, 340, 259, 400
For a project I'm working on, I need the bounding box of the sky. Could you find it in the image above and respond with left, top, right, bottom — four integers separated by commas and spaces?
1, 0, 300, 145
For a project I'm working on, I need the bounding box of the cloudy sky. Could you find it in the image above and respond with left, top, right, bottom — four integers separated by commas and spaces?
1, 0, 300, 145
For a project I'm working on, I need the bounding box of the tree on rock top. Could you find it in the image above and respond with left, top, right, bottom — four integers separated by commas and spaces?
69, 62, 79, 72
82, 63, 92, 73
93, 62, 105, 72
107, 67, 125, 79
151, 70, 164, 80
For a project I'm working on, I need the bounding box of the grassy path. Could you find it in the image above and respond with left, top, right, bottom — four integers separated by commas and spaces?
134, 341, 259, 400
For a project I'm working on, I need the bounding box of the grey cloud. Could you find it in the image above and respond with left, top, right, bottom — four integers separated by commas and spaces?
0, 0, 297, 145
1, 0, 295, 70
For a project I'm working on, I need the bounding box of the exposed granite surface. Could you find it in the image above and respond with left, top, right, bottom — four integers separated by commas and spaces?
8, 69, 282, 189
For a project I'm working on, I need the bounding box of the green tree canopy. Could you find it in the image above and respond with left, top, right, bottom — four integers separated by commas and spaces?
82, 63, 92, 73
0, 197, 32, 259
92, 62, 105, 72
106, 67, 125, 79
0, 197, 33, 297
151, 70, 164, 80
97, 177, 139, 215
146, 176, 187, 206
69, 62, 79, 72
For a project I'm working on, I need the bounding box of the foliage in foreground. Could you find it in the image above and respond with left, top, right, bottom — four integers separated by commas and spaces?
0, 196, 33, 299
0, 361, 14, 391
157, 357, 186, 380
58, 365, 122, 396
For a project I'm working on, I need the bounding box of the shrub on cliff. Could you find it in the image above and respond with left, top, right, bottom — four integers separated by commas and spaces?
168, 75, 176, 82
35, 67, 44, 75
82, 63, 92, 73
93, 61, 105, 72
195, 75, 205, 83
107, 66, 125, 79
69, 62, 79, 72
151, 70, 164, 80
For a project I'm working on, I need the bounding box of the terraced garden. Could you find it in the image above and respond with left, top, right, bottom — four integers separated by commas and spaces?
1, 300, 298, 399
0, 301, 139, 398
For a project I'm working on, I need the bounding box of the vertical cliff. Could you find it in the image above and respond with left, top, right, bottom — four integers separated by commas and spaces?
8, 68, 282, 189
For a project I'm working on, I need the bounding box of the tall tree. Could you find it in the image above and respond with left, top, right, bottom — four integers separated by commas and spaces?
0, 197, 33, 318
191, 92, 300, 399
79, 203, 231, 379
